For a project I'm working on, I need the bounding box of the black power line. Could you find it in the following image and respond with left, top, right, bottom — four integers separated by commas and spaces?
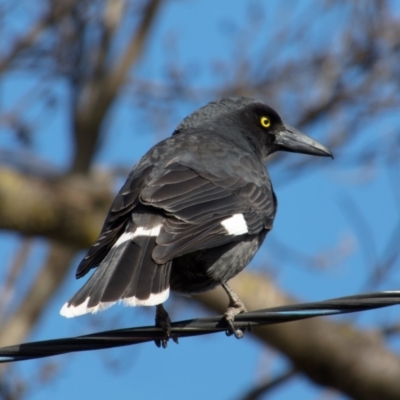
0, 290, 399, 363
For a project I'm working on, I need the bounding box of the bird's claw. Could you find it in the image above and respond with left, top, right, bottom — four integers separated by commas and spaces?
155, 304, 176, 348
225, 323, 244, 339
224, 302, 247, 339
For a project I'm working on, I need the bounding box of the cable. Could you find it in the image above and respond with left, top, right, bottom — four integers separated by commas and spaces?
0, 290, 399, 363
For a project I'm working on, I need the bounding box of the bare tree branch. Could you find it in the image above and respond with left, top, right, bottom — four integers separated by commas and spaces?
195, 274, 400, 400
0, 239, 33, 321
237, 368, 298, 400
72, 0, 162, 173
0, 168, 111, 247
0, 241, 77, 347
0, 0, 399, 397
0, 10, 52, 73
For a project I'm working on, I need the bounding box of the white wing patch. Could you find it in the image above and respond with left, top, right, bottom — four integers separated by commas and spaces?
112, 224, 162, 249
113, 231, 135, 247
60, 288, 170, 318
221, 213, 248, 236
133, 224, 162, 238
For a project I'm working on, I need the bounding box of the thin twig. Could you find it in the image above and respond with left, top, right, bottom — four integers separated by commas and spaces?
238, 368, 298, 400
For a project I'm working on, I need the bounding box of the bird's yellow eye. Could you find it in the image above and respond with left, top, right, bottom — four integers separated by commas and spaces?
260, 116, 271, 128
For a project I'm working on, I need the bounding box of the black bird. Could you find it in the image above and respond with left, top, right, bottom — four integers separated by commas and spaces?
61, 97, 332, 345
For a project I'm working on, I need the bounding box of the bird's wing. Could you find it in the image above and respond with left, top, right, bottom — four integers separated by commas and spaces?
75, 165, 153, 278
76, 134, 276, 276
141, 158, 276, 264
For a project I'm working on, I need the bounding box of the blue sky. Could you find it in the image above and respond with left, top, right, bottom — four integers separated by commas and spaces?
1, 1, 399, 399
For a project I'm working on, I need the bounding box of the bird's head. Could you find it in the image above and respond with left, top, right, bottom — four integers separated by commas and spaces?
175, 97, 333, 162
234, 98, 333, 161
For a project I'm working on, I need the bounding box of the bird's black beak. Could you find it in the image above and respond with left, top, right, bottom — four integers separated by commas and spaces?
275, 125, 333, 158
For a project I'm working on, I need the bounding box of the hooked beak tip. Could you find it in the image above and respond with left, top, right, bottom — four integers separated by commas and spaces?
276, 125, 333, 159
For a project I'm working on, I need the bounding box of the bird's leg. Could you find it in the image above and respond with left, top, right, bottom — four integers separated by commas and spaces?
155, 304, 171, 348
221, 282, 247, 339
154, 304, 178, 348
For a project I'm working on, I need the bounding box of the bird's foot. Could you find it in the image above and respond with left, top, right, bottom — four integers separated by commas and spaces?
224, 301, 247, 339
155, 304, 178, 348
221, 282, 249, 339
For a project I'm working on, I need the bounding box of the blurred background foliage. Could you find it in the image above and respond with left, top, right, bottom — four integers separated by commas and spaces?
0, 1, 399, 399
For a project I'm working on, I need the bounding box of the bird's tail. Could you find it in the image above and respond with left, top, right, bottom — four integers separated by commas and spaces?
60, 212, 171, 318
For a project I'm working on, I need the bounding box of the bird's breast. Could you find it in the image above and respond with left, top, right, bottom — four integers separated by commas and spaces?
169, 231, 268, 295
